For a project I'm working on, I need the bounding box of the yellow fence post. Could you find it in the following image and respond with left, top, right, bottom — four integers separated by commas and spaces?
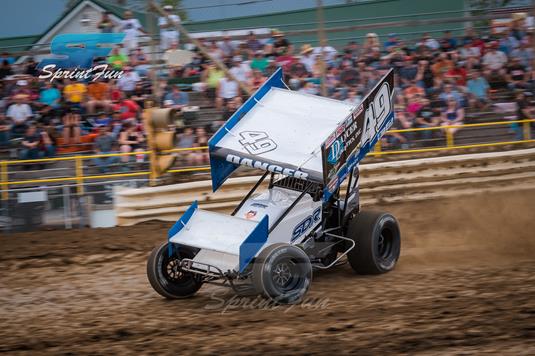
446, 130, 454, 147
1, 161, 8, 201
75, 157, 84, 195
374, 139, 382, 157
524, 120, 531, 140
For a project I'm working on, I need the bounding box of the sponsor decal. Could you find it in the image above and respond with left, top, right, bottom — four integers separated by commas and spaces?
327, 176, 339, 192
321, 69, 395, 200
226, 154, 308, 179
251, 203, 268, 209
245, 210, 257, 220
327, 138, 344, 165
38, 33, 125, 82
292, 207, 321, 241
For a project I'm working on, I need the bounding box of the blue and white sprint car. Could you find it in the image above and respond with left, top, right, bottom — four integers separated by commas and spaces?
147, 68, 401, 304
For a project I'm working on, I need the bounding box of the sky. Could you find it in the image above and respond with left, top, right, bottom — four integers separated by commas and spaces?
0, 0, 66, 37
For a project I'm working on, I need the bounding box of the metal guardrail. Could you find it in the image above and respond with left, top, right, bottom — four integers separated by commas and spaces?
0, 118, 533, 200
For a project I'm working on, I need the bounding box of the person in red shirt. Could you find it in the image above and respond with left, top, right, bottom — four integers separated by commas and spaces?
112, 92, 140, 120
445, 62, 467, 86
275, 47, 297, 73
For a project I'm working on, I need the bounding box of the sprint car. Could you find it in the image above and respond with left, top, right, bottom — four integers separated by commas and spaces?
147, 68, 400, 304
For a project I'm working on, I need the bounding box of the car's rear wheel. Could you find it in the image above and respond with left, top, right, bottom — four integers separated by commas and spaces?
252, 243, 312, 304
346, 211, 401, 274
147, 242, 203, 299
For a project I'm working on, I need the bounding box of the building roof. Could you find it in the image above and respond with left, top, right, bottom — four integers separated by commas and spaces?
0, 0, 153, 54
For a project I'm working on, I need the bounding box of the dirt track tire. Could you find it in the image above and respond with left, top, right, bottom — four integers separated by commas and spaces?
147, 242, 203, 299
346, 211, 401, 274
252, 243, 312, 304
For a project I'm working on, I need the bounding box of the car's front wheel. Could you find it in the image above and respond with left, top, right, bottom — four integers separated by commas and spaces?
252, 243, 312, 304
147, 242, 203, 299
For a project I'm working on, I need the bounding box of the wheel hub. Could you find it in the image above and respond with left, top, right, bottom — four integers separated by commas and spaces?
272, 262, 292, 287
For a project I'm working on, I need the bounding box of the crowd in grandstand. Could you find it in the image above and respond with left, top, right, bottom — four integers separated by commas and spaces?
0, 6, 534, 172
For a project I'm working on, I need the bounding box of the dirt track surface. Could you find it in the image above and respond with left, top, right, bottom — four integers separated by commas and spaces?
1, 189, 535, 355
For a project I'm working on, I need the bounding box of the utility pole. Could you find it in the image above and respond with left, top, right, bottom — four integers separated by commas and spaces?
316, 0, 328, 97
532, 0, 535, 72
147, 0, 158, 102
148, 0, 251, 96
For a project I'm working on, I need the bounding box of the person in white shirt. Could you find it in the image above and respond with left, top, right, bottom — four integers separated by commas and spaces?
228, 56, 251, 83
300, 44, 316, 73
483, 44, 508, 71
119, 11, 142, 51
7, 94, 32, 135
117, 67, 140, 94
159, 5, 181, 50
216, 75, 242, 110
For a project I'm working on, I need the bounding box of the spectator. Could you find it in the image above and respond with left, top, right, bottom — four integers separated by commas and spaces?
164, 85, 189, 110
190, 127, 209, 165
441, 98, 464, 134
344, 89, 362, 106
20, 124, 54, 160
97, 11, 114, 33
363, 33, 380, 52
415, 98, 441, 140
272, 30, 290, 54
63, 79, 86, 110
418, 33, 440, 51
515, 91, 535, 140
95, 111, 112, 127
39, 81, 61, 109
107, 46, 128, 70
445, 62, 467, 86
432, 52, 453, 83
459, 41, 480, 61
20, 124, 40, 159
177, 127, 196, 165
130, 48, 150, 76
117, 66, 140, 96
399, 56, 418, 87
0, 114, 11, 147
0, 59, 13, 80
440, 30, 457, 51
7, 94, 32, 137
482, 42, 507, 71
506, 57, 528, 89
202, 64, 224, 99
249, 69, 266, 91
159, 5, 181, 50
384, 33, 399, 51
93, 125, 117, 173
439, 83, 463, 107
119, 11, 142, 51
250, 51, 269, 73
86, 79, 111, 114
415, 60, 435, 92
216, 73, 241, 110
62, 109, 81, 145
466, 70, 490, 109
118, 121, 144, 165
229, 56, 251, 83
112, 92, 140, 121
246, 31, 263, 54
300, 44, 316, 74
511, 42, 534, 70
218, 35, 235, 57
